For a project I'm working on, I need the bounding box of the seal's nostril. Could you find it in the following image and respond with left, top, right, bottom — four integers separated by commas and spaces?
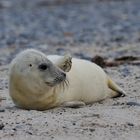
62, 73, 66, 78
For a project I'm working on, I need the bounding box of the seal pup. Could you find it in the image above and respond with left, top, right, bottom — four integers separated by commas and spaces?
9, 49, 125, 110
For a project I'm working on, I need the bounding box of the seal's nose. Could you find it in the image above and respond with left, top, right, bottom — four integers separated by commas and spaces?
62, 72, 66, 78
58, 72, 66, 82
60, 72, 66, 80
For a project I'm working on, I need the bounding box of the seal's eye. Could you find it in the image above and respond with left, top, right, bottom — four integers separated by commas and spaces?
29, 64, 32, 67
38, 63, 48, 71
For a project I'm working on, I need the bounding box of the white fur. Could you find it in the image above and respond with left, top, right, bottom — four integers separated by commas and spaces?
48, 55, 111, 103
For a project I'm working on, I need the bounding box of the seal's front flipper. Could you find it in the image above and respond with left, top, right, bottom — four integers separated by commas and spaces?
108, 77, 126, 98
62, 101, 85, 108
56, 54, 72, 72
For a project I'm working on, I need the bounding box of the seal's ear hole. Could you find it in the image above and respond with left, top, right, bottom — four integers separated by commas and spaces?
38, 63, 48, 71
29, 64, 32, 67
63, 64, 66, 69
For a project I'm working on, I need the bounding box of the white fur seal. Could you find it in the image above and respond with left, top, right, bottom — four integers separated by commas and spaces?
9, 49, 125, 110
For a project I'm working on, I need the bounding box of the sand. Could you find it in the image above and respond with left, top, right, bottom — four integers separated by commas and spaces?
0, 44, 140, 140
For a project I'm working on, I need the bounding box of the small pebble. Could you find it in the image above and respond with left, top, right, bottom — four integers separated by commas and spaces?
0, 109, 5, 112
0, 123, 4, 130
72, 122, 76, 126
127, 123, 134, 127
126, 102, 140, 106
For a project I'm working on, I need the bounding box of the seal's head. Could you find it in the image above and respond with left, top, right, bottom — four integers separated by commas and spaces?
9, 49, 67, 98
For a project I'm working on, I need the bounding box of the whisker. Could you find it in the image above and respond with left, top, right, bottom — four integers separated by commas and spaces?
64, 78, 69, 88
62, 81, 65, 91
66, 78, 69, 85
51, 76, 69, 92
64, 80, 67, 88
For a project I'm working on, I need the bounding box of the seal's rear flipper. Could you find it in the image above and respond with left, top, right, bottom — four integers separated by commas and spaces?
108, 78, 126, 98
62, 101, 85, 108
56, 54, 72, 72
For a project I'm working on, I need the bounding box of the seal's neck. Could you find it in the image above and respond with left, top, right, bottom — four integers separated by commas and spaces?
32, 86, 63, 110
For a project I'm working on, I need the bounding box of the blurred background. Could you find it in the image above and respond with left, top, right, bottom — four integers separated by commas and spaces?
0, 0, 140, 65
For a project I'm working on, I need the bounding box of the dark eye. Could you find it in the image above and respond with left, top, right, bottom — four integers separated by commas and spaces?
38, 63, 48, 71
29, 64, 32, 67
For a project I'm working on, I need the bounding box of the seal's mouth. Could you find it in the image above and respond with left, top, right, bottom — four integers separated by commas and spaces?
45, 80, 63, 87
45, 82, 56, 87
45, 75, 68, 87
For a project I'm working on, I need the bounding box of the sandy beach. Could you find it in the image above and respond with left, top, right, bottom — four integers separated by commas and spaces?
0, 0, 140, 139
